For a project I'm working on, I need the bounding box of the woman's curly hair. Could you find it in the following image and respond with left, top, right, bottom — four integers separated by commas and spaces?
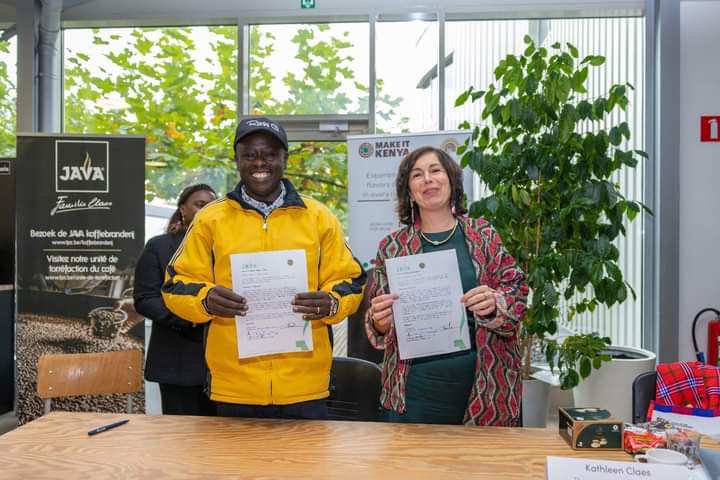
395, 146, 467, 226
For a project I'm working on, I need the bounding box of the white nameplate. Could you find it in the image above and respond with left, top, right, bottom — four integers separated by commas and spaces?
546, 456, 691, 480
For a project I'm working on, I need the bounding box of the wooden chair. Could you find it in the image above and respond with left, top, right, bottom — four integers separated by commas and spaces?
36, 350, 143, 415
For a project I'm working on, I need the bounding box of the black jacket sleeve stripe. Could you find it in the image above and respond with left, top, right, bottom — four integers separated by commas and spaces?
332, 256, 367, 297
162, 265, 206, 296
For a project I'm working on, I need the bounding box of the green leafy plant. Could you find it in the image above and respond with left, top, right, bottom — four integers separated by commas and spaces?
456, 36, 650, 389
0, 37, 16, 156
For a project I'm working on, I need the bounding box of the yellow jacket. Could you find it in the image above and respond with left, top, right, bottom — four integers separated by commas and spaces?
162, 180, 366, 405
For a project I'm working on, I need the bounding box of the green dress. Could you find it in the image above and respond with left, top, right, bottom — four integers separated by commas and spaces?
382, 225, 479, 424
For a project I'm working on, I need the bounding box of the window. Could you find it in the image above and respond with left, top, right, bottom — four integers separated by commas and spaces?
0, 34, 16, 157
144, 203, 175, 243
444, 17, 646, 347
375, 18, 438, 133
445, 19, 529, 131
542, 17, 645, 347
64, 26, 238, 205
248, 23, 369, 115
286, 140, 348, 228
246, 23, 370, 227
59, 13, 648, 353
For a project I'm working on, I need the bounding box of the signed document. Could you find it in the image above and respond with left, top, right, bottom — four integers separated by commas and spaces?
231, 249, 313, 359
386, 250, 470, 360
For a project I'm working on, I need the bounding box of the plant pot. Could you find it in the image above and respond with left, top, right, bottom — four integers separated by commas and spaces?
572, 345, 656, 423
522, 378, 550, 428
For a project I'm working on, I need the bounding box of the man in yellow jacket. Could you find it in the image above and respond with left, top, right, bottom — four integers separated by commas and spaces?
162, 117, 366, 419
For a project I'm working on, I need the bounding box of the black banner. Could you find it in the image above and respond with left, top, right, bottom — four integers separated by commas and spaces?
0, 158, 14, 285
15, 135, 145, 423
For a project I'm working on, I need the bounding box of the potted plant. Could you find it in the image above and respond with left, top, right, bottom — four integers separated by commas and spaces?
455, 37, 651, 423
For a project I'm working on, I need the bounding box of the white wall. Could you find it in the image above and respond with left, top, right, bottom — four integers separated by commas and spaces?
678, 1, 720, 361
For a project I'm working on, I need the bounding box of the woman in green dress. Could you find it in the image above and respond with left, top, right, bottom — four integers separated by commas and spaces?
365, 146, 529, 426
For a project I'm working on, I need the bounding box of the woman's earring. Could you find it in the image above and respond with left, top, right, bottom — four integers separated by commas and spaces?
452, 204, 456, 216
410, 198, 415, 224
181, 213, 186, 227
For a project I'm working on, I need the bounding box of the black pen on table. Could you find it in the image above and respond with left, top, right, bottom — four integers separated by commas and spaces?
87, 419, 130, 436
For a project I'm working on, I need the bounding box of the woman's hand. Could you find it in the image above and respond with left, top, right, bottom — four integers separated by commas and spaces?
369, 293, 399, 335
462, 285, 502, 328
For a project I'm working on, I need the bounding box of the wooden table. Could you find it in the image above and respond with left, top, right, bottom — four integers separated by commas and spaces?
0, 412, 639, 479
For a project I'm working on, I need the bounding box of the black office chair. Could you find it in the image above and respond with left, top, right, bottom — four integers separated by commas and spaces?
631, 370, 657, 423
327, 356, 382, 421
346, 271, 384, 364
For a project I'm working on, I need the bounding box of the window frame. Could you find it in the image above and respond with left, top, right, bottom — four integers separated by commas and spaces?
55, 3, 656, 353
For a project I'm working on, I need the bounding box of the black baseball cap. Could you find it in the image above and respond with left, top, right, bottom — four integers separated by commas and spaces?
233, 117, 289, 152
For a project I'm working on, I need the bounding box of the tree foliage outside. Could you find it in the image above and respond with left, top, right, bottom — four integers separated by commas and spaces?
249, 24, 366, 115
64, 27, 238, 201
0, 38, 16, 157
248, 24, 405, 225
64, 23, 406, 225
248, 24, 361, 226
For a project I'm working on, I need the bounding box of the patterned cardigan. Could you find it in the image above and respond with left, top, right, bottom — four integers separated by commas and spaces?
364, 215, 529, 426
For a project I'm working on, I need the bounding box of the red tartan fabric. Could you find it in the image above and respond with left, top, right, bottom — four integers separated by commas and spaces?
655, 361, 706, 408
702, 365, 720, 409
364, 215, 528, 426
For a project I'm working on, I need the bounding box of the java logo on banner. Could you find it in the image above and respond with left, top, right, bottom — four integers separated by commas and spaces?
15, 134, 145, 424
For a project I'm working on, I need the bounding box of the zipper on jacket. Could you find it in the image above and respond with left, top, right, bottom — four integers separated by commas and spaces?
262, 214, 269, 250
260, 205, 301, 251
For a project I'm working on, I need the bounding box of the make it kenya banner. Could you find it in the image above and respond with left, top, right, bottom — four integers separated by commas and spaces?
347, 131, 472, 270
15, 134, 145, 423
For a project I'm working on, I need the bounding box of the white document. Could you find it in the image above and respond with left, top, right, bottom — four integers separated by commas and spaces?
545, 456, 692, 480
230, 249, 312, 359
386, 249, 470, 360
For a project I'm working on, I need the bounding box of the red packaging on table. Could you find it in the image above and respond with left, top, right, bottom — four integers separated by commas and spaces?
623, 426, 666, 454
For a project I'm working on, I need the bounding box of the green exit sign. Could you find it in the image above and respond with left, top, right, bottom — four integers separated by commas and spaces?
301, 0, 315, 8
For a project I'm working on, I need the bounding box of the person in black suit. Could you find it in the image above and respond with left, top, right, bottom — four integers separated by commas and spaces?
134, 183, 217, 415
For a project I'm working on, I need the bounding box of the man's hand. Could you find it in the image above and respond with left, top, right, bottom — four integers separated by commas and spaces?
292, 291, 334, 320
204, 286, 247, 317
